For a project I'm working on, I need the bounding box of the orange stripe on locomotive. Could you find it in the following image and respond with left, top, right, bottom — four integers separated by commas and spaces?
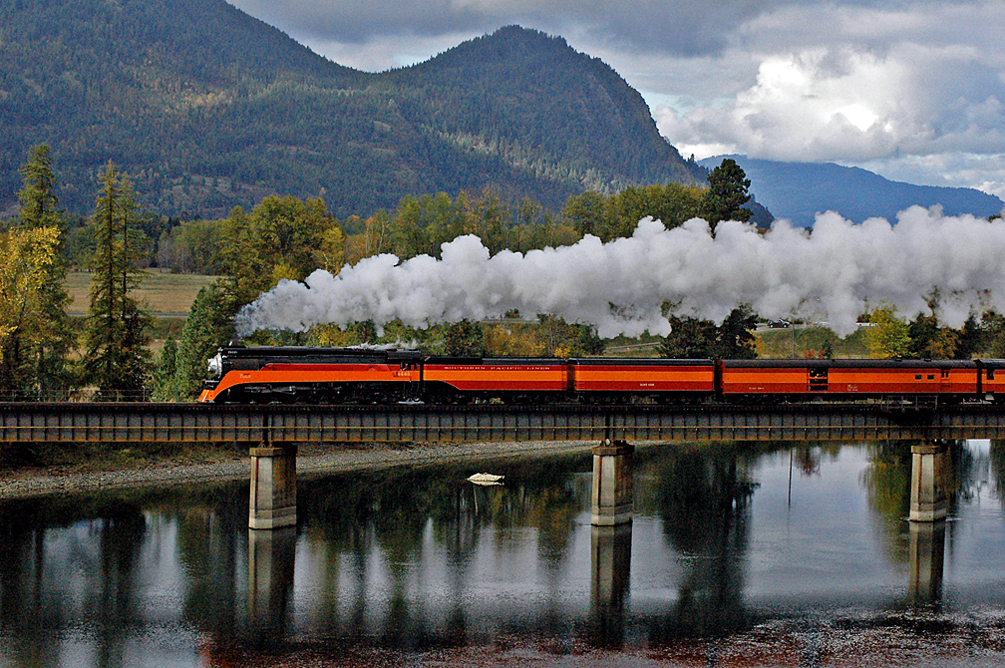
199, 362, 418, 402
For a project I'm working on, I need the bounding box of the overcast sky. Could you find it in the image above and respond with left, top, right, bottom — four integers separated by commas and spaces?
226, 0, 1005, 200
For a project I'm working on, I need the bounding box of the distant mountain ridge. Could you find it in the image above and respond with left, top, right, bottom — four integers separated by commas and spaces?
701, 156, 1004, 227
0, 1, 704, 218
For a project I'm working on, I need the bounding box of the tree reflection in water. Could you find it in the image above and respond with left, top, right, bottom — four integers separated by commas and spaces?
645, 446, 759, 640
294, 454, 589, 649
7, 442, 1005, 667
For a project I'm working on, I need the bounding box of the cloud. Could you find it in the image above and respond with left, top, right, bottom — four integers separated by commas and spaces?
229, 0, 799, 58
225, 0, 1005, 194
656, 48, 915, 162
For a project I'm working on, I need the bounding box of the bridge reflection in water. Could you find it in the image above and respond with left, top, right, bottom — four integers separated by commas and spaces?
1, 440, 995, 665
237, 440, 959, 655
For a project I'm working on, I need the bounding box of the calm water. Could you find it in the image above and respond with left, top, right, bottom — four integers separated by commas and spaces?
4, 440, 1005, 667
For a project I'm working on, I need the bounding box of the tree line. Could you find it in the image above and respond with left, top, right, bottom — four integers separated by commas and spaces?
4, 146, 1004, 403
0, 146, 149, 399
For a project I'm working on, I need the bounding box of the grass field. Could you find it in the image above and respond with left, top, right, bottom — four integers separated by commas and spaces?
756, 325, 871, 358
65, 270, 218, 315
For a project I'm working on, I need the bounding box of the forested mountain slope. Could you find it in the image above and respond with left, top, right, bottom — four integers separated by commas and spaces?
0, 0, 703, 218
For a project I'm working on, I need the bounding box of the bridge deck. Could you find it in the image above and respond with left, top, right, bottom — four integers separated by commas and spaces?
3, 402, 1005, 445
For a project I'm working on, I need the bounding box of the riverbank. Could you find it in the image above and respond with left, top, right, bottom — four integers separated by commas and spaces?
0, 440, 597, 500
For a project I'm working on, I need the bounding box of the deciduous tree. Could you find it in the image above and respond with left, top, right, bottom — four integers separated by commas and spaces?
444, 319, 487, 356
0, 226, 61, 395
866, 308, 911, 359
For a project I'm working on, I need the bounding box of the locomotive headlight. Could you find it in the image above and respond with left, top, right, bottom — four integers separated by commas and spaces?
207, 353, 223, 379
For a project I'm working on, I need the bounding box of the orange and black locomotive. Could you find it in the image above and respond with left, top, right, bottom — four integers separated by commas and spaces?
198, 345, 1005, 405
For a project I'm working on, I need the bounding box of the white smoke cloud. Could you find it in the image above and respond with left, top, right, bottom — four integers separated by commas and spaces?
236, 207, 1005, 339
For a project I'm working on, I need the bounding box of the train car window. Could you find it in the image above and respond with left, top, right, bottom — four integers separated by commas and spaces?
941, 369, 950, 378
915, 374, 922, 380
928, 375, 935, 380
990, 369, 996, 380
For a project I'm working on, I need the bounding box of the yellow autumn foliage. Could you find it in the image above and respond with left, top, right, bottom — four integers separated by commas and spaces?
0, 225, 60, 363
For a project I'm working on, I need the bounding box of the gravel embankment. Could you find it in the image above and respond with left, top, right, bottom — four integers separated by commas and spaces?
0, 440, 597, 500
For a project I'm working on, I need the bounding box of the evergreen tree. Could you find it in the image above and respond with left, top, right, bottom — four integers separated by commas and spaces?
172, 282, 236, 399
82, 162, 151, 400
659, 316, 714, 359
151, 335, 179, 401
702, 158, 753, 231
0, 144, 75, 399
659, 306, 757, 359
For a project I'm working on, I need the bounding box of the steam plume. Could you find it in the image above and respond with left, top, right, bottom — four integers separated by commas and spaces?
235, 206, 1005, 339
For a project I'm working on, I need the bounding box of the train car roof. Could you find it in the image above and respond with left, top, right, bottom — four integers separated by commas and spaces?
569, 358, 714, 366
219, 345, 420, 359
424, 356, 565, 365
722, 358, 978, 368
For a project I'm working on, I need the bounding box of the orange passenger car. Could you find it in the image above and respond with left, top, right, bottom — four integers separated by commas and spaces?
570, 358, 715, 401
978, 359, 1005, 399
719, 359, 980, 399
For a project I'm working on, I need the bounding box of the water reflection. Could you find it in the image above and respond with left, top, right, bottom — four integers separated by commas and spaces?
645, 447, 757, 641
247, 528, 296, 640
909, 520, 945, 607
3, 441, 1005, 666
589, 524, 631, 647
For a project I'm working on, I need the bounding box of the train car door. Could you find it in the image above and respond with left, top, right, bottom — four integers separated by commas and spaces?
979, 360, 1005, 400
808, 366, 829, 392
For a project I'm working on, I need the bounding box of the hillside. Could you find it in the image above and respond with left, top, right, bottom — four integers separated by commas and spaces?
701, 156, 1004, 227
0, 1, 704, 218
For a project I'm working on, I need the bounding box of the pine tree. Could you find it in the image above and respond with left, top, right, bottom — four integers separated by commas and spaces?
0, 144, 76, 399
172, 282, 236, 399
82, 162, 151, 400
702, 158, 753, 231
151, 336, 179, 401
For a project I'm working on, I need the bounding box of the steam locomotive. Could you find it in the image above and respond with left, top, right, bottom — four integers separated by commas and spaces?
197, 345, 1005, 405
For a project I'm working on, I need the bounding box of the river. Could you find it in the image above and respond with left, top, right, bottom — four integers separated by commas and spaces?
3, 440, 1005, 666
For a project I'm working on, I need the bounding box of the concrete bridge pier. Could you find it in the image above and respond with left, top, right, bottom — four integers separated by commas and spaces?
909, 442, 949, 522
249, 445, 298, 530
591, 440, 634, 527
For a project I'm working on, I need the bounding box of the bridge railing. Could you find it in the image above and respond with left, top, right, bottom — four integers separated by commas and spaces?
3, 403, 1005, 445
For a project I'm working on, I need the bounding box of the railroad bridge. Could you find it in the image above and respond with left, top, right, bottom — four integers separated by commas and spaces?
2, 401, 1001, 531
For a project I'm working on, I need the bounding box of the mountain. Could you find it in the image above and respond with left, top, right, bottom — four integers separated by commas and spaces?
0, 1, 704, 218
701, 156, 1004, 227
